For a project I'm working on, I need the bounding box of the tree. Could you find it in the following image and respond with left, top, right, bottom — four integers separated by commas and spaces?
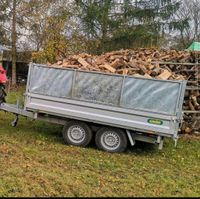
76, 0, 117, 54
172, 0, 200, 49
11, 0, 17, 86
76, 0, 181, 53
0, 0, 26, 86
111, 0, 181, 49
18, 0, 58, 51
0, 1, 10, 45
0, 0, 74, 82
27, 0, 81, 63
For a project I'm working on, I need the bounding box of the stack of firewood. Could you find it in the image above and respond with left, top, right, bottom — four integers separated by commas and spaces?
48, 48, 200, 134
49, 49, 191, 80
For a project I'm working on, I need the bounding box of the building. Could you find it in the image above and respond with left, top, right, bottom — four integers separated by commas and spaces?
0, 44, 32, 83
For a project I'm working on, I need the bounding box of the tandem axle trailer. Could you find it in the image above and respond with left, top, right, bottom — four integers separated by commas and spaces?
0, 63, 187, 152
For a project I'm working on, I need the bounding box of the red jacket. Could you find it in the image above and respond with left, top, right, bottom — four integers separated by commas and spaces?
0, 65, 8, 84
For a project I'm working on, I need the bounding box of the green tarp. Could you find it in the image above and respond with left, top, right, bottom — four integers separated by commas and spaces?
187, 42, 200, 51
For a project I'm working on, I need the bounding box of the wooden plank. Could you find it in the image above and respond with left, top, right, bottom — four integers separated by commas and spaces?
137, 64, 148, 74
188, 100, 196, 111
186, 86, 200, 90
133, 73, 144, 78
110, 59, 123, 68
100, 64, 116, 73
157, 69, 172, 80
77, 57, 90, 68
117, 68, 140, 72
144, 74, 152, 79
150, 68, 161, 76
95, 56, 106, 65
123, 69, 128, 75
57, 61, 63, 65
151, 61, 199, 66
146, 64, 155, 70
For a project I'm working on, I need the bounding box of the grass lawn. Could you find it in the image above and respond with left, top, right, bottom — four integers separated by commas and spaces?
0, 87, 199, 197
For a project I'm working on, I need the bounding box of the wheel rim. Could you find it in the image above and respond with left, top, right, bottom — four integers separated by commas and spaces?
67, 125, 86, 144
101, 131, 121, 151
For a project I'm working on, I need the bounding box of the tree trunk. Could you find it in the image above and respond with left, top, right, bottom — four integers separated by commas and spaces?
100, 1, 109, 53
11, 0, 17, 86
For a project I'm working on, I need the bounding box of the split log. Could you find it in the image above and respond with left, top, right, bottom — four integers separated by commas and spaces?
77, 57, 91, 68
100, 64, 116, 73
57, 61, 63, 65
110, 59, 123, 68
123, 69, 128, 75
157, 69, 172, 80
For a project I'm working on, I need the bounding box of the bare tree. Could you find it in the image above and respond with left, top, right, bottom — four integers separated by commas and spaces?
173, 0, 200, 48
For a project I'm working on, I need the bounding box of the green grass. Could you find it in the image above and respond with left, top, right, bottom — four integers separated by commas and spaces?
0, 87, 199, 197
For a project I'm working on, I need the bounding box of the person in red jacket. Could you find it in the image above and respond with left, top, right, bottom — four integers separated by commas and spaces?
0, 65, 8, 103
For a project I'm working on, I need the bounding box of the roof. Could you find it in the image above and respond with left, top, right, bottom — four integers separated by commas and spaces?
0, 44, 31, 63
0, 45, 11, 52
187, 42, 200, 51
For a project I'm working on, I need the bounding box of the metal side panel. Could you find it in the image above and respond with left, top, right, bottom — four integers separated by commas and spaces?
27, 64, 186, 117
25, 95, 176, 136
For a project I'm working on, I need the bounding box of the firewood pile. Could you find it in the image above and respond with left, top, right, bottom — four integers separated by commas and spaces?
48, 48, 200, 134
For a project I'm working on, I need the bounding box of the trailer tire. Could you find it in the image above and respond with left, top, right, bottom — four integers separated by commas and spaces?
95, 127, 127, 153
62, 121, 92, 147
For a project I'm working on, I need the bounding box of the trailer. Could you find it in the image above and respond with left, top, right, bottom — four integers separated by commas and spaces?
0, 63, 187, 152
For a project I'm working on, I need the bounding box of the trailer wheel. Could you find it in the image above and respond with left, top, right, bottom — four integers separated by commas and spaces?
95, 127, 127, 153
62, 121, 92, 147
